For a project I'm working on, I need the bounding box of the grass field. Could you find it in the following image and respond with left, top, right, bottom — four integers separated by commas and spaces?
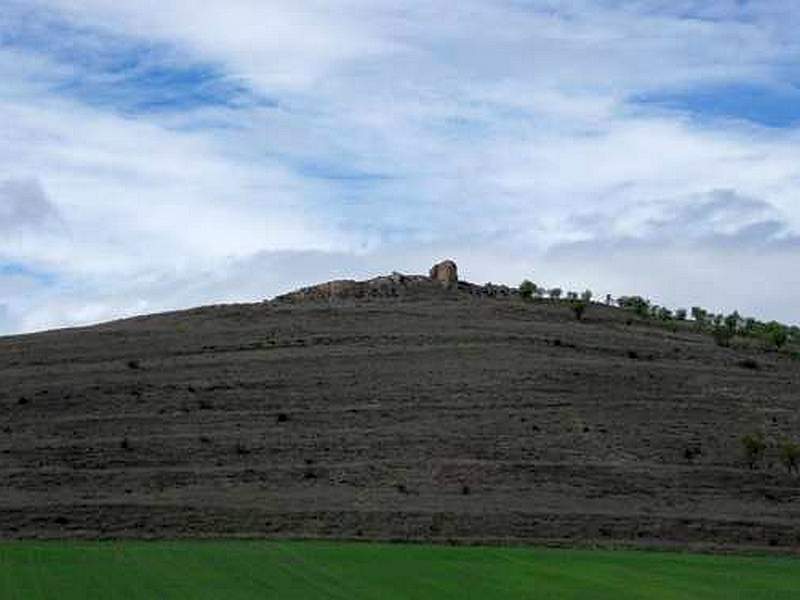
0, 541, 797, 599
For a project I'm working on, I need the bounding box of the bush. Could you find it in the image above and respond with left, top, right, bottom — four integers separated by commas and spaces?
780, 441, 800, 474
581, 289, 593, 303
549, 288, 563, 300
572, 301, 587, 321
741, 433, 767, 469
713, 326, 733, 347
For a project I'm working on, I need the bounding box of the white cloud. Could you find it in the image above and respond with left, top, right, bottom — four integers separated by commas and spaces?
1, 0, 800, 332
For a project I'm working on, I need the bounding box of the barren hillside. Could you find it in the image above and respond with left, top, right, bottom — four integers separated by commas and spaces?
1, 268, 799, 550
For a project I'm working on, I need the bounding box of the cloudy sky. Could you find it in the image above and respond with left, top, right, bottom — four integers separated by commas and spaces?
2, 1, 800, 334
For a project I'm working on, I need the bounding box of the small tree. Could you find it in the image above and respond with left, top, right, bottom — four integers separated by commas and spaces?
675, 308, 688, 321
581, 289, 593, 303
780, 440, 800, 475
605, 293, 613, 306
657, 307, 673, 321
724, 311, 741, 335
519, 280, 536, 300
572, 301, 587, 321
691, 306, 707, 328
549, 288, 562, 301
618, 296, 650, 317
741, 433, 767, 470
566, 291, 579, 301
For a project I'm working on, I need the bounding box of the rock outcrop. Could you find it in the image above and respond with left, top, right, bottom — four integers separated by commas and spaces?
429, 260, 458, 287
271, 259, 514, 304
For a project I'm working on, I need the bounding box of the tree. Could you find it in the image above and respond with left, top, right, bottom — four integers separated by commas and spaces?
675, 308, 688, 321
743, 317, 758, 335
657, 307, 673, 321
519, 280, 536, 300
780, 440, 800, 475
724, 311, 741, 335
605, 293, 613, 306
566, 291, 579, 301
572, 301, 587, 321
741, 433, 767, 470
581, 289, 593, 303
691, 306, 707, 327
549, 288, 563, 301
618, 296, 650, 317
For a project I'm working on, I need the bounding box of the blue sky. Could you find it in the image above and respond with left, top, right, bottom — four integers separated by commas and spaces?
1, 0, 800, 333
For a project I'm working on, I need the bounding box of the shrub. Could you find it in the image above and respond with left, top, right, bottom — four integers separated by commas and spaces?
683, 446, 702, 463
741, 433, 767, 469
572, 301, 587, 321
737, 358, 760, 370
549, 288, 563, 300
675, 308, 687, 321
581, 289, 593, 303
713, 326, 733, 347
779, 441, 800, 474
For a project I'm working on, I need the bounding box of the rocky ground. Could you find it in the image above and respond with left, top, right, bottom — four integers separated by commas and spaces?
1, 271, 799, 550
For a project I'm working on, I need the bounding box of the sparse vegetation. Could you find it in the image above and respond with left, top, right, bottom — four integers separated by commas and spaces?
779, 440, 800, 475
572, 301, 587, 321
737, 358, 760, 370
741, 433, 767, 470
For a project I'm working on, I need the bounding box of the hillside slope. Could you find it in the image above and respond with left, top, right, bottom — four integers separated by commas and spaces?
1, 277, 799, 549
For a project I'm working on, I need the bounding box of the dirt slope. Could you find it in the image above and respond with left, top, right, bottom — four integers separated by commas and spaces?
1, 282, 799, 549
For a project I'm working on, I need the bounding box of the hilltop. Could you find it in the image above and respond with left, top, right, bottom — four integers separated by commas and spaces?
1, 261, 798, 550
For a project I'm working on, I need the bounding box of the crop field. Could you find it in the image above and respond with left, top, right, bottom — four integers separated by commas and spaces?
0, 541, 797, 599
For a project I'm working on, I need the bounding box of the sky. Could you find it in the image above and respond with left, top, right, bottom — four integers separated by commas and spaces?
1, 0, 800, 335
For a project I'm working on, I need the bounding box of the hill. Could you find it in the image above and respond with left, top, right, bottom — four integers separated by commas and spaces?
1, 262, 799, 550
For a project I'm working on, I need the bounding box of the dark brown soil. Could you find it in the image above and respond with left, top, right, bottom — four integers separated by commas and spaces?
1, 285, 799, 549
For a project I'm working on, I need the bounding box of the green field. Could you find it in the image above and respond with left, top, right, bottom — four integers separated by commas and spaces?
0, 541, 797, 599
